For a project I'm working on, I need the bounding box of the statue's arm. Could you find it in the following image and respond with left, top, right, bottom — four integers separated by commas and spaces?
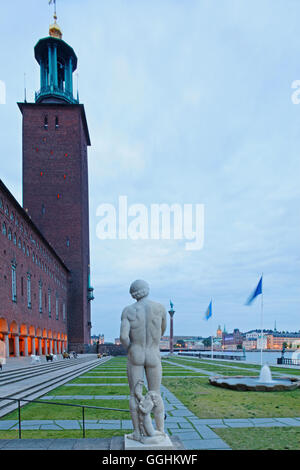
120, 309, 130, 348
161, 306, 167, 336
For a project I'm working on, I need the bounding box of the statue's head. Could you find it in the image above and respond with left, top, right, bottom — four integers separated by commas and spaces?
130, 280, 150, 300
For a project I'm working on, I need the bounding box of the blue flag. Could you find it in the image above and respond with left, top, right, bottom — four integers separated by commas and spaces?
204, 300, 212, 320
245, 276, 262, 305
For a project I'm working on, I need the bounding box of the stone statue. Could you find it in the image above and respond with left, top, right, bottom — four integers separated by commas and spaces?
120, 280, 167, 445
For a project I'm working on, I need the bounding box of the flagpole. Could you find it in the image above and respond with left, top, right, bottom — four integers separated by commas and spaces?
260, 273, 264, 366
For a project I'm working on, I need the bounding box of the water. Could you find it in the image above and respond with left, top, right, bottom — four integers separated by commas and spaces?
258, 364, 273, 382
164, 350, 299, 367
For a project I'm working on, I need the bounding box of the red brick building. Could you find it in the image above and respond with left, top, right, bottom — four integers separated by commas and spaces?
0, 19, 94, 356
0, 180, 68, 357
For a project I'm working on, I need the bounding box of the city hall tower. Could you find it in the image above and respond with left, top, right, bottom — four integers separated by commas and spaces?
18, 15, 94, 352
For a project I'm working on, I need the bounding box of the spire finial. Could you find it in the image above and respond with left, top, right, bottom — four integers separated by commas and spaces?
48, 0, 62, 39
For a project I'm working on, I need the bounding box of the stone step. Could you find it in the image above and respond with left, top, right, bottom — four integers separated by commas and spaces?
0, 357, 96, 387
0, 357, 112, 418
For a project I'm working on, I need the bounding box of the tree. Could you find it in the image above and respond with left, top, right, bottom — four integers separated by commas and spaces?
203, 337, 212, 348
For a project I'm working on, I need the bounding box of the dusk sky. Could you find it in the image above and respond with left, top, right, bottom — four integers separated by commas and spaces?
1, 0, 300, 342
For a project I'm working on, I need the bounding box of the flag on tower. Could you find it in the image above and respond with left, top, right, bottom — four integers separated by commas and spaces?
204, 300, 212, 320
245, 276, 263, 306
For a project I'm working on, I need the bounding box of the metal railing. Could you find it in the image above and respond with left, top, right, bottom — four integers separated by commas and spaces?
277, 357, 300, 366
0, 396, 130, 439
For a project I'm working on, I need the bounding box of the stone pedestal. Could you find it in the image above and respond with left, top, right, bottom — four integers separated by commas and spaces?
124, 434, 174, 451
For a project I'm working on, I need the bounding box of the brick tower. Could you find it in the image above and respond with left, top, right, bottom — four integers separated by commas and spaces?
18, 16, 94, 352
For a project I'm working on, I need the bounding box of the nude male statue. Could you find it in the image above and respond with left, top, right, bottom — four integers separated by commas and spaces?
120, 280, 167, 442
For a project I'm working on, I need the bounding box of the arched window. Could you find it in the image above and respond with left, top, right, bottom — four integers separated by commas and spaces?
10, 212, 14, 222
23, 242, 26, 254
18, 238, 22, 249
44, 115, 48, 130
55, 116, 59, 129
5, 205, 9, 216
13, 233, 17, 245
2, 222, 7, 236
0, 198, 3, 210
8, 228, 12, 241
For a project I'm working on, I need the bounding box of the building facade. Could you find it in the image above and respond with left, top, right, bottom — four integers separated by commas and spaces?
0, 180, 68, 357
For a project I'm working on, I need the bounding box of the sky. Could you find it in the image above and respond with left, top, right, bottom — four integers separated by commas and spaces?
0, 0, 300, 342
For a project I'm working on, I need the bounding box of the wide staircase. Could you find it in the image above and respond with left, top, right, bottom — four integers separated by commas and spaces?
0, 354, 111, 418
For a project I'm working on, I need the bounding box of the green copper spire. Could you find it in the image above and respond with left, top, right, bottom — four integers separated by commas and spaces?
34, 17, 78, 104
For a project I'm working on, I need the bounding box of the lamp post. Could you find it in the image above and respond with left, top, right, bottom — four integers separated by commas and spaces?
169, 301, 175, 355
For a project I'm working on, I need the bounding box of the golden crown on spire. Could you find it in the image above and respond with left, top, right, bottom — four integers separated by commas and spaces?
49, 13, 62, 39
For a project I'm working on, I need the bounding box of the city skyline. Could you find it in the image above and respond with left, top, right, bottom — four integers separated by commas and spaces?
1, 1, 300, 342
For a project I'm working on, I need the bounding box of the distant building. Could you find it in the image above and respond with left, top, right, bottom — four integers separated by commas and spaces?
216, 325, 222, 338
222, 329, 243, 350
90, 334, 104, 345
242, 339, 257, 350
267, 332, 300, 350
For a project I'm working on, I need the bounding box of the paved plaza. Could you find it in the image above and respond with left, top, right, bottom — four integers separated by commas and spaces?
1, 356, 300, 450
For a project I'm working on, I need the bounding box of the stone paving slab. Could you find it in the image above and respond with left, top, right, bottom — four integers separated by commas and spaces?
54, 420, 81, 430
194, 425, 221, 439
274, 417, 300, 426
182, 438, 231, 450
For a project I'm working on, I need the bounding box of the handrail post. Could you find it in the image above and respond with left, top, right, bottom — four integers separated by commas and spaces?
18, 400, 21, 439
82, 406, 85, 439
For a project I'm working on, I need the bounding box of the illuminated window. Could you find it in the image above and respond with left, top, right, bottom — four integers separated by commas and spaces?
2, 222, 6, 236
55, 116, 59, 129
66, 237, 70, 247
44, 116, 48, 129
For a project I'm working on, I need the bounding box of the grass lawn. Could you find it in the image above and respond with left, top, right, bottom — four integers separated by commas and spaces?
214, 426, 300, 450
3, 399, 131, 421
163, 357, 300, 376
162, 377, 300, 419
72, 377, 128, 383
0, 429, 130, 440
48, 385, 130, 395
